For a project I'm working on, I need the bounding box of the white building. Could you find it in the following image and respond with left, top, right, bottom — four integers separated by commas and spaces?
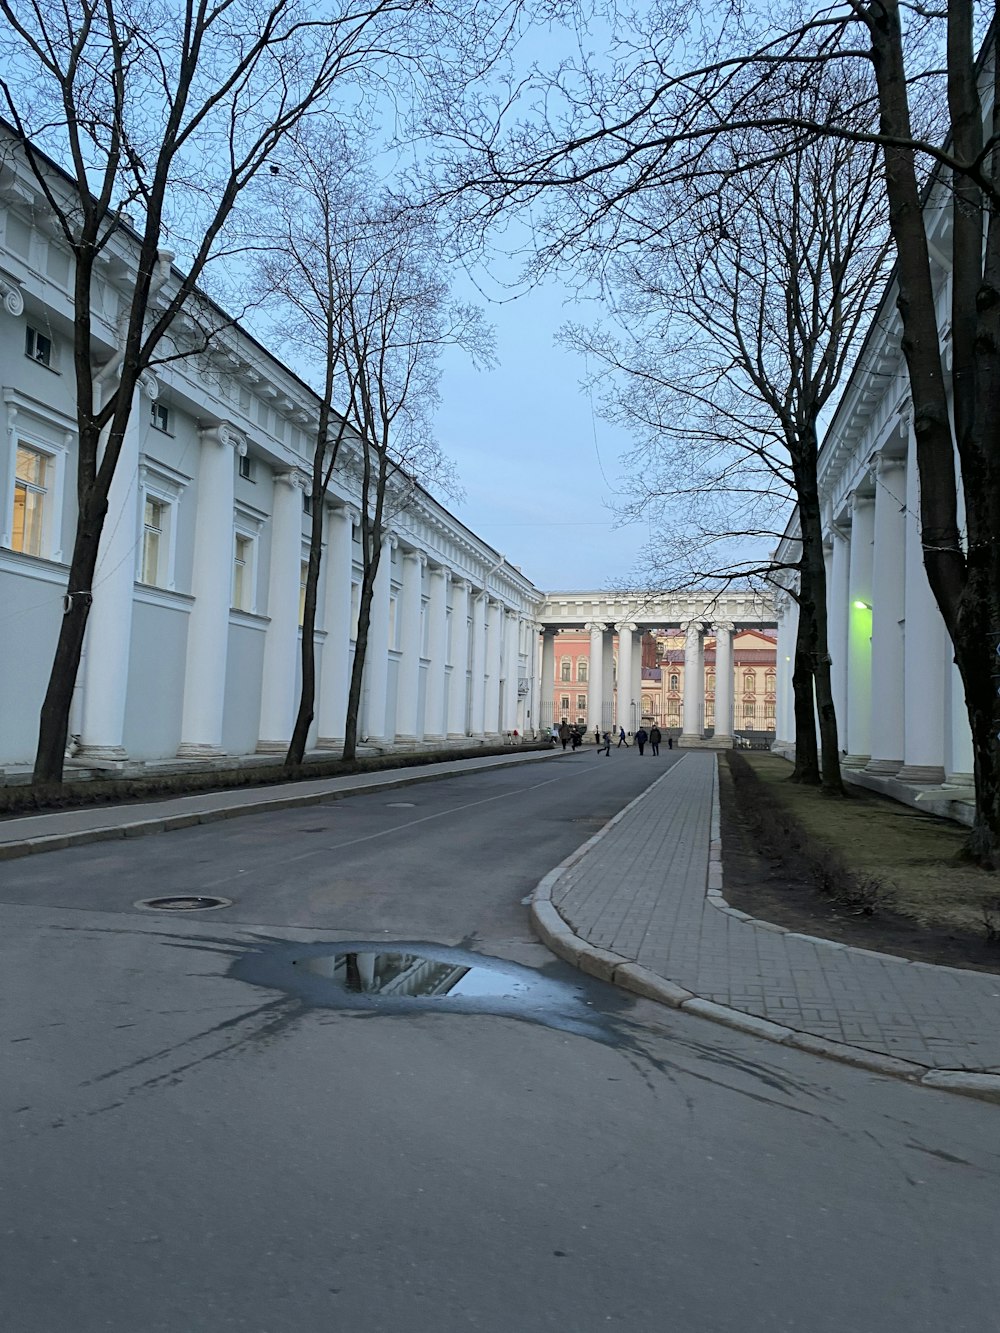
0, 133, 543, 773
771, 161, 975, 820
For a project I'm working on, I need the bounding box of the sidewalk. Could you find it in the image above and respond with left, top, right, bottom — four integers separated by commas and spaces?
0, 748, 558, 858
531, 751, 1000, 1102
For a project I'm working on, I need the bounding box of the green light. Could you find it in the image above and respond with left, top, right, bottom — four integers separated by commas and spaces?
852, 599, 872, 611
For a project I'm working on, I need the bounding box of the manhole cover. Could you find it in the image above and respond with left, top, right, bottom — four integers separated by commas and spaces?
134, 895, 232, 912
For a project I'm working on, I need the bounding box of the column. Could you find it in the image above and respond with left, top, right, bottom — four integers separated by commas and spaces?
712, 620, 734, 744
317, 505, 356, 747
361, 532, 394, 744
615, 623, 636, 733
844, 491, 874, 767
502, 610, 519, 730
866, 455, 906, 773
680, 621, 703, 744
630, 637, 642, 732
828, 525, 850, 745
898, 419, 946, 782
945, 661, 975, 785
79, 386, 144, 762
586, 622, 605, 733
539, 628, 557, 733
257, 470, 307, 751
178, 424, 242, 756
395, 548, 426, 741
602, 631, 615, 730
447, 579, 471, 737
423, 566, 449, 740
773, 594, 798, 747
485, 599, 503, 734
470, 591, 487, 736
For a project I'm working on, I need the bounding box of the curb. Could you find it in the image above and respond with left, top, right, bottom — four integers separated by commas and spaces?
530, 755, 1000, 1106
0, 751, 563, 862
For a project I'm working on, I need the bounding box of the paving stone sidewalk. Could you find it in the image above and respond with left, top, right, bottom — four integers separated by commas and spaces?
533, 751, 1000, 1088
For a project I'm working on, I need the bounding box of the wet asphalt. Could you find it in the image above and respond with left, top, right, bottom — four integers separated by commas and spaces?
1, 751, 998, 1332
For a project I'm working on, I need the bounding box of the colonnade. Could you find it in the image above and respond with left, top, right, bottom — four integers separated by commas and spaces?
773, 420, 974, 786
538, 617, 741, 745
75, 434, 537, 763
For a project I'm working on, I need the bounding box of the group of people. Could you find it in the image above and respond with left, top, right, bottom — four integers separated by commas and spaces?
554, 720, 673, 756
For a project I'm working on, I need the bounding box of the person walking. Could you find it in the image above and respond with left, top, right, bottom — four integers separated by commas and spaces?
617, 726, 629, 748
558, 720, 571, 750
667, 735, 674, 750
593, 726, 601, 745
635, 726, 649, 755
570, 726, 582, 750
598, 730, 612, 756
649, 724, 661, 755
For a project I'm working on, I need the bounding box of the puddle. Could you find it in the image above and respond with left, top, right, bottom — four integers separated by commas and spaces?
385, 802, 416, 808
230, 940, 634, 1044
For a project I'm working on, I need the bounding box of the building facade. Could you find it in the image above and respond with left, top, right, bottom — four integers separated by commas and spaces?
0, 134, 543, 772
537, 591, 776, 746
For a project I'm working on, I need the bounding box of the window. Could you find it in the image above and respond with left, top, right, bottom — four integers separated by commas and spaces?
303, 492, 313, 517
232, 532, 255, 610
140, 497, 166, 585
765, 671, 776, 691
560, 695, 570, 711
150, 403, 170, 433
350, 582, 360, 639
743, 701, 756, 720
577, 694, 587, 711
744, 672, 756, 691
12, 445, 49, 555
706, 672, 715, 693
576, 658, 587, 682
669, 673, 679, 691
25, 326, 52, 368
238, 453, 255, 481
560, 658, 571, 682
667, 701, 680, 718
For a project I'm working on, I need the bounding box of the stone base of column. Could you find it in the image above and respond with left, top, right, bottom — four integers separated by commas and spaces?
255, 740, 289, 755
841, 753, 871, 769
76, 744, 129, 766
314, 736, 344, 750
176, 742, 227, 760
864, 757, 903, 775
394, 733, 424, 744
943, 771, 975, 789
895, 763, 947, 784
447, 731, 471, 741
421, 733, 447, 744
679, 733, 729, 748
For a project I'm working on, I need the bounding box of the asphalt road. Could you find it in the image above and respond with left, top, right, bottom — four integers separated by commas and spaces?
2, 751, 998, 1332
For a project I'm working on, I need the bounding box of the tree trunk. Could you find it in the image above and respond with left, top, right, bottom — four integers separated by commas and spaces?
286, 506, 324, 767
32, 490, 106, 784
342, 551, 380, 762
795, 437, 844, 794
790, 625, 819, 784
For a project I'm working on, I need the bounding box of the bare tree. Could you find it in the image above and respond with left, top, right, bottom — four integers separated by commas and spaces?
261, 155, 493, 762
565, 71, 892, 789
430, 5, 1000, 864
0, 0, 514, 785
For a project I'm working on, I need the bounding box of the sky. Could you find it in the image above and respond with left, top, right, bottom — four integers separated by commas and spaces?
431, 272, 653, 593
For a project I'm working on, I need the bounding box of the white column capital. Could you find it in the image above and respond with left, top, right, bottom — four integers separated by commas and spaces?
0, 275, 24, 317
199, 421, 247, 454
711, 620, 735, 635
402, 548, 427, 569
275, 468, 309, 491
615, 621, 637, 634
585, 620, 608, 634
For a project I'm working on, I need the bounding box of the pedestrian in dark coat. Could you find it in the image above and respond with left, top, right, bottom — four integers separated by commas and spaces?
617, 726, 629, 748
635, 727, 649, 755
558, 721, 571, 750
649, 725, 661, 755
667, 735, 674, 749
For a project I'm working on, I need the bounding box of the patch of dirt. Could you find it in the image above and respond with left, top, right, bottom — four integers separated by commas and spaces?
718, 751, 1000, 975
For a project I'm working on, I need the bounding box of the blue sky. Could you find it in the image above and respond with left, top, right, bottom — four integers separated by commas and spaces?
432, 272, 651, 591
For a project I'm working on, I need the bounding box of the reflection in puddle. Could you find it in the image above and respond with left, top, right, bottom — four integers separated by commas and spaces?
231, 940, 634, 1044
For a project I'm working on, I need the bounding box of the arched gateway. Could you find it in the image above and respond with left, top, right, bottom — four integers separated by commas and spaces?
537, 590, 777, 748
